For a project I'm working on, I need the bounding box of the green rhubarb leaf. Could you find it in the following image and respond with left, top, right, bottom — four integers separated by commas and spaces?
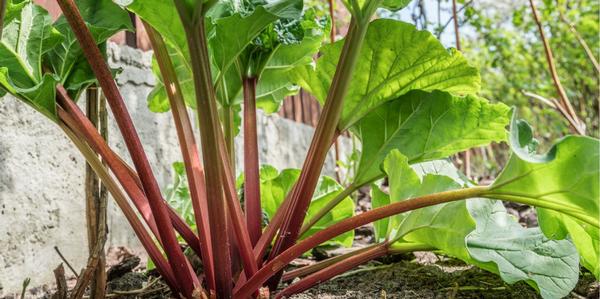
213, 3, 321, 112
0, 70, 59, 120
341, 0, 412, 12
352, 90, 510, 186
381, 0, 413, 11
47, 0, 132, 98
381, 151, 421, 239
466, 199, 579, 299
210, 0, 303, 109
135, 0, 307, 114
291, 19, 480, 130
484, 117, 600, 278
383, 152, 580, 298
0, 0, 62, 120
254, 10, 328, 114
382, 152, 477, 262
210, 0, 303, 75
260, 165, 354, 247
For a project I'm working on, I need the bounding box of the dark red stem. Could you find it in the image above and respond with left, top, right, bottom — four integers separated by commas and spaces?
218, 134, 260, 279
281, 244, 378, 282
265, 20, 367, 290
243, 76, 262, 246
234, 187, 486, 297
56, 88, 202, 257
173, 1, 232, 295
50, 1, 199, 287
143, 20, 216, 291
276, 243, 389, 298
58, 111, 179, 292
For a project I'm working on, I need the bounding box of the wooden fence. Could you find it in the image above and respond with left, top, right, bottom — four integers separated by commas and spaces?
35, 1, 323, 127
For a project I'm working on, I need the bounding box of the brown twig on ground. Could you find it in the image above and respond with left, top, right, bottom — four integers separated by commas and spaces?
69, 208, 108, 299
82, 277, 171, 299
53, 247, 79, 278
52, 264, 68, 299
528, 0, 586, 135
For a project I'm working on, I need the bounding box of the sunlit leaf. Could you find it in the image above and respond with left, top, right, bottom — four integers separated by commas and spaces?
484, 117, 600, 277
0, 0, 62, 120
352, 90, 509, 186
383, 152, 580, 298
291, 19, 480, 130
47, 0, 132, 98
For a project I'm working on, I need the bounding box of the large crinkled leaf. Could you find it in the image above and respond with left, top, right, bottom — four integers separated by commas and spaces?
1, 0, 62, 82
383, 152, 580, 298
0, 0, 62, 120
484, 118, 600, 277
137, 0, 307, 114
371, 159, 467, 243
214, 9, 327, 112
210, 0, 303, 75
291, 19, 480, 130
254, 11, 327, 113
466, 199, 579, 299
352, 90, 510, 186
47, 0, 132, 98
260, 165, 354, 247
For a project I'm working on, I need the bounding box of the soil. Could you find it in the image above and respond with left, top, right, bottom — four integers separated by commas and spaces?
8, 247, 598, 298
289, 257, 599, 299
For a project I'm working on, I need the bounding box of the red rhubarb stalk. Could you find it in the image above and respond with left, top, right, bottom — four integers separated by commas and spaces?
218, 134, 260, 278
173, 1, 233, 295
265, 18, 370, 289
275, 242, 389, 298
235, 186, 488, 297
56, 90, 202, 257
281, 244, 378, 282
59, 122, 180, 292
143, 20, 216, 291
243, 76, 262, 246
55, 1, 199, 296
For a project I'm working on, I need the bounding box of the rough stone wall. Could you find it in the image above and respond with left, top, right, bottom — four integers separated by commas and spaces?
0, 44, 350, 295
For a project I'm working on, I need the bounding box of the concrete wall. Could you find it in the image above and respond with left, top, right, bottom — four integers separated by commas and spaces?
0, 44, 350, 296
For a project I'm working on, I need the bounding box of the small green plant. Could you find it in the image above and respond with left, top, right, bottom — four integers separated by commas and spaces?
0, 0, 597, 298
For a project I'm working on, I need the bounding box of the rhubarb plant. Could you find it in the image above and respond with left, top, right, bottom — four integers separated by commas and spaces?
0, 0, 598, 298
